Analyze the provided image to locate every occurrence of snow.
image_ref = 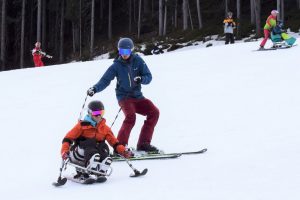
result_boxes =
[1,38,300,200]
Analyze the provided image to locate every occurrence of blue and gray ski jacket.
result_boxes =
[93,54,152,101]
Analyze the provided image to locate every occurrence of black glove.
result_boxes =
[87,87,96,97]
[134,76,142,84]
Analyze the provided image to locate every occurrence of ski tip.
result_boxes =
[201,148,208,153]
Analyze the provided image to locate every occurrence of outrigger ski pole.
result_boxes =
[118,154,148,177]
[52,159,68,187]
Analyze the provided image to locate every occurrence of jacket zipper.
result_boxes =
[127,73,132,87]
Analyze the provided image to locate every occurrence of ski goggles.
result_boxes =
[90,110,105,117]
[119,48,132,56]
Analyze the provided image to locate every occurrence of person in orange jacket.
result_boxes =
[31,42,52,67]
[259,10,279,50]
[60,100,133,180]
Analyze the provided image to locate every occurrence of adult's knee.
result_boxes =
[148,107,160,122]
[124,113,136,124]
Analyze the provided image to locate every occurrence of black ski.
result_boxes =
[253,44,297,51]
[113,153,181,162]
[112,148,207,162]
[253,47,277,51]
[166,148,207,155]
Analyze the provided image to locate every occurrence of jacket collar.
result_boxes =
[115,53,137,64]
[83,115,97,127]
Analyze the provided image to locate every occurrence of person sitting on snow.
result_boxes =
[270,20,296,47]
[60,100,133,181]
[272,20,284,35]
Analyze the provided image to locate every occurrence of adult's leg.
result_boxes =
[117,99,136,145]
[135,98,160,148]
[260,29,270,47]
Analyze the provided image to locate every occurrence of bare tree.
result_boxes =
[182,0,188,30]
[59,0,65,63]
[187,0,193,30]
[281,0,284,22]
[108,0,112,39]
[100,0,104,20]
[137,0,142,39]
[174,0,178,28]
[276,0,284,22]
[42,0,47,50]
[20,0,26,68]
[159,0,163,36]
[90,0,95,57]
[1,0,7,70]
[254,0,261,37]
[163,0,167,36]
[128,0,132,33]
[277,0,282,21]
[225,0,229,17]
[250,0,255,24]
[144,0,150,15]
[236,0,241,39]
[79,0,82,58]
[37,0,42,42]
[196,0,203,29]
[279,0,284,21]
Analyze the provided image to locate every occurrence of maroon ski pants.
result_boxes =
[117,98,159,148]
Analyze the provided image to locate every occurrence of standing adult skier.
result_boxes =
[87,37,160,153]
[259,10,279,50]
[31,42,52,67]
[223,11,236,44]
[60,100,133,181]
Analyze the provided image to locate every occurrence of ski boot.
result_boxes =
[137,143,160,154]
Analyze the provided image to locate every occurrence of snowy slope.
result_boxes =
[1,39,300,200]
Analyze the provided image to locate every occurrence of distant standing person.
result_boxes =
[259,10,279,50]
[32,42,52,67]
[87,37,160,154]
[223,11,236,44]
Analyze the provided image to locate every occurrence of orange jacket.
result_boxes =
[61,118,123,155]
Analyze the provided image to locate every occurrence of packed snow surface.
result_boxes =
[1,38,300,200]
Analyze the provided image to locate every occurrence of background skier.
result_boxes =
[31,42,52,67]
[87,37,160,153]
[259,10,279,50]
[223,11,236,44]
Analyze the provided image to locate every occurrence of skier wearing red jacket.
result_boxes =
[32,42,52,67]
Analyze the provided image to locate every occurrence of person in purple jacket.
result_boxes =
[87,38,160,154]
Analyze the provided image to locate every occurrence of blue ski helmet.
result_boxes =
[118,38,134,49]
[118,38,134,56]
